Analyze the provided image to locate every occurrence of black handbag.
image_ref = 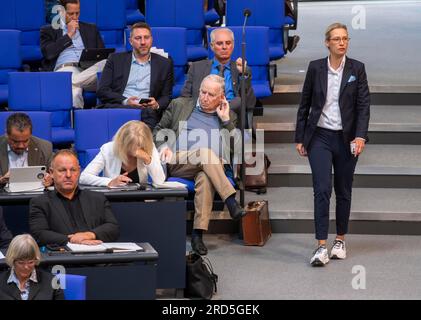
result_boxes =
[184,252,218,300]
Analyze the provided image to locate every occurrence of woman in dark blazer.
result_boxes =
[0,234,64,300]
[295,22,370,267]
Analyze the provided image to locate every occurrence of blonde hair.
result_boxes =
[325,22,348,41]
[113,121,153,165]
[5,234,41,268]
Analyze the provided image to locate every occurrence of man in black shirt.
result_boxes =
[29,149,119,246]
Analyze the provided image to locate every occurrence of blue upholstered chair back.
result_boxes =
[80,0,127,53]
[0,30,21,104]
[226,0,286,61]
[74,109,142,168]
[63,274,87,300]
[8,72,74,144]
[145,0,207,61]
[0,111,52,142]
[0,0,45,62]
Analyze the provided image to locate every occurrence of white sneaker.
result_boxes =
[330,239,346,259]
[310,245,329,266]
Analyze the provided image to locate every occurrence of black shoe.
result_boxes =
[191,237,208,255]
[287,35,300,53]
[226,199,247,221]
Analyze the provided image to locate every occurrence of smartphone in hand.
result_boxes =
[138,98,152,104]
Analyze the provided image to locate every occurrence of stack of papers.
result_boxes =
[66,242,143,253]
[152,181,187,189]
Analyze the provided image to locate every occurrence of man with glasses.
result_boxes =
[29,149,120,246]
[295,22,370,266]
[0,113,53,187]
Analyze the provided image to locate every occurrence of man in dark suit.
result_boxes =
[0,113,53,186]
[181,27,256,121]
[97,22,174,129]
[295,23,370,266]
[40,0,105,108]
[29,149,120,246]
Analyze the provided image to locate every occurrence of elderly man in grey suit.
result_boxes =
[181,27,256,120]
[0,113,53,186]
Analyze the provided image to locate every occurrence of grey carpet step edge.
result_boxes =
[268,165,421,175]
[256,123,421,132]
[186,211,421,222]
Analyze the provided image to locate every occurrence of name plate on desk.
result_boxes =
[66,242,144,253]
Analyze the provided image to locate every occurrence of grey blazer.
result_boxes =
[0,135,53,177]
[180,59,256,114]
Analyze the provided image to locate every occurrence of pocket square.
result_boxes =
[348,75,356,83]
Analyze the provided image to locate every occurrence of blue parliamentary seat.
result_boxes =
[146,0,208,62]
[80,0,127,53]
[74,109,141,168]
[0,111,52,141]
[62,274,87,300]
[0,0,45,63]
[126,0,145,25]
[8,72,74,145]
[125,27,187,98]
[226,0,287,61]
[0,30,22,105]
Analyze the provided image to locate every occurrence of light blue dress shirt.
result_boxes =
[7,145,28,168]
[211,59,235,101]
[123,54,151,102]
[55,18,85,70]
[7,269,38,300]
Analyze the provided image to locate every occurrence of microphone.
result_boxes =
[243,8,252,17]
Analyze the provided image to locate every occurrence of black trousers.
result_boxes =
[307,127,358,240]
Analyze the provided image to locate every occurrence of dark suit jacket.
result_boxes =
[0,269,64,300]
[29,189,120,246]
[180,59,256,114]
[97,52,174,129]
[295,57,370,149]
[0,135,53,177]
[0,208,12,249]
[40,21,105,71]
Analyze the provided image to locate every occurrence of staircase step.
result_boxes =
[257,105,421,144]
[245,187,421,222]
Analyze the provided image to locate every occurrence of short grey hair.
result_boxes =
[200,74,225,95]
[5,234,41,268]
[325,22,348,41]
[210,27,234,44]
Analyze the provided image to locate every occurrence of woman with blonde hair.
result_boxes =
[80,120,165,187]
[0,234,64,300]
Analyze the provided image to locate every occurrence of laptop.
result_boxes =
[5,166,47,193]
[79,48,115,69]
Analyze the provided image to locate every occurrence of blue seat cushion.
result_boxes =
[52,128,75,145]
[78,148,100,169]
[252,80,272,98]
[269,46,285,61]
[127,10,145,24]
[172,83,183,98]
[186,45,208,62]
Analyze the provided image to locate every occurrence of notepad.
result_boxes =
[66,242,143,253]
[152,181,187,189]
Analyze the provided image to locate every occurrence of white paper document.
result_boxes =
[0,251,4,259]
[66,242,143,253]
[152,181,187,189]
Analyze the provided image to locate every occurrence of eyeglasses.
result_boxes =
[329,37,350,43]
[15,260,36,267]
